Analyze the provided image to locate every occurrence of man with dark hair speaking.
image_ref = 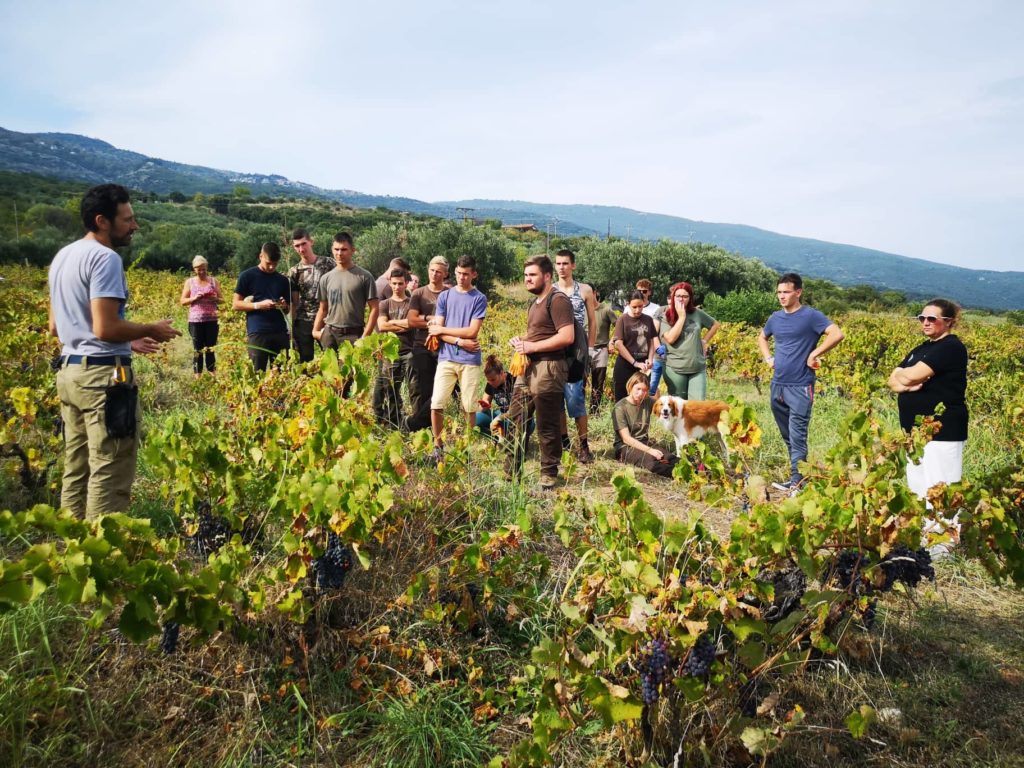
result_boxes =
[312,231,378,351]
[48,183,180,518]
[233,242,291,371]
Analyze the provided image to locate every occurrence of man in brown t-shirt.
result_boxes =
[403,255,449,432]
[506,254,575,489]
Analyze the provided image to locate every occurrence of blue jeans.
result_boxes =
[648,358,665,395]
[563,379,587,418]
[477,408,534,440]
[770,381,814,483]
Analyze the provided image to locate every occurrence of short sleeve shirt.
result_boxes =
[614,313,657,360]
[526,290,575,362]
[593,304,618,346]
[612,396,656,453]
[896,334,968,441]
[380,295,412,356]
[48,238,132,357]
[486,375,516,412]
[661,309,716,374]
[762,306,832,386]
[315,265,377,328]
[235,267,290,335]
[409,285,445,350]
[436,287,488,365]
[288,257,335,322]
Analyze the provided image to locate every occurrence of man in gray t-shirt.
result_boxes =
[48,184,179,518]
[312,232,379,351]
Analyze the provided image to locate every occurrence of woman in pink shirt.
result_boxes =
[180,255,222,375]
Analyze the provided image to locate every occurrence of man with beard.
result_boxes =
[505,255,575,490]
[288,228,334,362]
[48,183,180,518]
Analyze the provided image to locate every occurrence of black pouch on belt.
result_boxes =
[104,382,138,438]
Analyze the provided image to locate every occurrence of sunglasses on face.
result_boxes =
[916,315,949,323]
[638,289,650,295]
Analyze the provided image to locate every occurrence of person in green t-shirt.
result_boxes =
[611,372,678,478]
[659,281,720,400]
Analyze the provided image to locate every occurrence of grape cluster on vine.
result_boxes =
[683,633,716,678]
[760,567,806,622]
[878,545,934,591]
[311,532,353,591]
[639,637,672,704]
[160,622,180,654]
[827,549,866,593]
[188,502,231,558]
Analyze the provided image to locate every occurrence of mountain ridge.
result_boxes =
[1,126,1021,309]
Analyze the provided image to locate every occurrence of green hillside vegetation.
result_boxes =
[0,171,1003,320]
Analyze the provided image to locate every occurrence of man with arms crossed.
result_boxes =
[312,231,378,351]
[373,268,413,429]
[288,228,334,363]
[506,255,575,490]
[427,255,487,462]
[554,248,596,463]
[48,183,180,518]
[404,256,449,433]
[233,242,291,371]
[757,272,844,492]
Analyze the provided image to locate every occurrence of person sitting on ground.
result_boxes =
[612,372,679,478]
[476,354,534,441]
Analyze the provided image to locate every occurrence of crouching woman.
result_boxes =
[612,372,678,478]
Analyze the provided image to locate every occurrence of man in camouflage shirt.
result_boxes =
[288,228,335,362]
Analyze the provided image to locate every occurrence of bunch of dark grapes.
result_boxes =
[160,622,180,654]
[761,567,806,622]
[683,633,716,678]
[827,549,865,592]
[879,545,934,591]
[311,532,353,591]
[639,638,672,704]
[861,599,878,629]
[189,502,231,558]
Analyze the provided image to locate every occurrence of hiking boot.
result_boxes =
[539,474,558,491]
[578,445,594,464]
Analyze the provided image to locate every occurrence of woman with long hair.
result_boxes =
[658,281,719,399]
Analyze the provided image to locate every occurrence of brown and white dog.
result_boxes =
[653,395,730,459]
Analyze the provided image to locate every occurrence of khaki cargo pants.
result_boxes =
[55,361,140,519]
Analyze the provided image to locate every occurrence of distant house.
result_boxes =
[503,223,539,233]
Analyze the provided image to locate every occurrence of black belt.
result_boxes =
[327,325,362,335]
[60,355,131,366]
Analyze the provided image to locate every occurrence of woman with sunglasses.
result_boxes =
[887,298,968,519]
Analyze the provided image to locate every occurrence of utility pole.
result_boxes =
[607,218,611,241]
[455,207,474,223]
[13,200,19,240]
[625,224,631,242]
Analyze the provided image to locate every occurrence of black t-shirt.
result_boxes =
[896,334,968,440]
[235,267,290,335]
[486,375,516,412]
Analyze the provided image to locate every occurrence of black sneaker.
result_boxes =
[771,480,794,492]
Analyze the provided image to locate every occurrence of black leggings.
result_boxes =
[188,321,219,373]
[613,356,638,403]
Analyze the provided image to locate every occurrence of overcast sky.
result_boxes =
[1,1,1021,271]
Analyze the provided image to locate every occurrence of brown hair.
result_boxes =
[924,298,961,327]
[484,354,504,377]
[625,371,649,393]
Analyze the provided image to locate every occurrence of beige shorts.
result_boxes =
[431,360,483,413]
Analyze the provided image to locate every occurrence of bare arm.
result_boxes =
[617,425,664,459]
[91,298,179,343]
[757,330,774,367]
[584,285,598,347]
[808,323,844,367]
[312,302,327,339]
[180,280,194,306]
[511,323,574,355]
[48,305,58,339]
[362,299,380,338]
[646,334,660,366]
[701,321,721,354]
[888,361,933,393]
[661,314,686,345]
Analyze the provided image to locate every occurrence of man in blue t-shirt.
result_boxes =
[232,242,291,371]
[427,255,488,463]
[757,272,844,492]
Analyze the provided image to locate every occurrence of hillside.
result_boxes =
[2,126,1022,309]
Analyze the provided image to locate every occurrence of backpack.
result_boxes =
[546,291,588,384]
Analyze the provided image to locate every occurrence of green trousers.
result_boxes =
[662,367,708,400]
[55,361,140,519]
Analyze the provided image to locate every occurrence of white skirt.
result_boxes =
[907,440,964,539]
